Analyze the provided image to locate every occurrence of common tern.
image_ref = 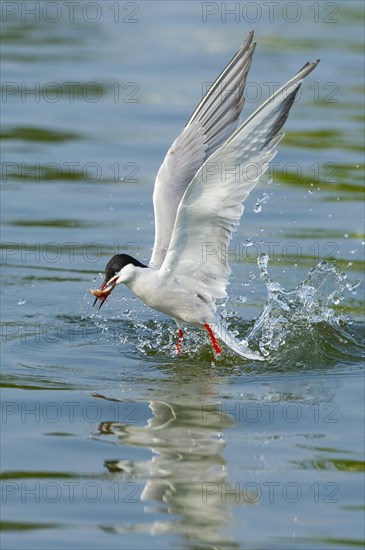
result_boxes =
[90,31,319,359]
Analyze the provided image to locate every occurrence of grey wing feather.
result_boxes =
[150,31,256,267]
[160,59,320,302]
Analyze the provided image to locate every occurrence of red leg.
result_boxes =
[204,324,222,354]
[176,329,183,355]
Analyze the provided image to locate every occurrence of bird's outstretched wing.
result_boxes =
[150,31,256,268]
[159,60,320,302]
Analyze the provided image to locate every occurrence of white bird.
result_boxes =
[90,31,319,359]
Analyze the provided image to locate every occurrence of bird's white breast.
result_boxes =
[125,267,215,326]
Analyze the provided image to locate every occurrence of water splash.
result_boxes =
[246,254,361,358]
[83,255,362,364]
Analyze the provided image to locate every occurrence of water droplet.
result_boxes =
[253,192,269,213]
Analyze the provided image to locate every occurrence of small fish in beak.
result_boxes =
[90,275,118,309]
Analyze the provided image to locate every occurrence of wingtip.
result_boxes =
[295,58,320,81]
[241,29,254,50]
[310,58,320,67]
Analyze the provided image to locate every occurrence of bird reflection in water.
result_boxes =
[94,392,254,548]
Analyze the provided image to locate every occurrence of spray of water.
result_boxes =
[85,255,362,363]
[246,254,361,358]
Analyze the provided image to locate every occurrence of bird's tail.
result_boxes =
[210,321,264,361]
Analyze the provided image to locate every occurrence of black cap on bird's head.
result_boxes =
[89,254,147,309]
[104,254,146,282]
